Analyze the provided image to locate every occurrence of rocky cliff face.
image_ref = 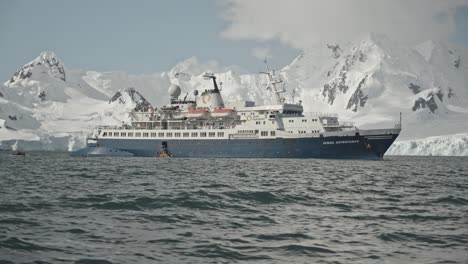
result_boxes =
[109,87,152,112]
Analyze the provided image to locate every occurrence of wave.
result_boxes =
[75,191,258,211]
[147,238,183,244]
[246,232,313,241]
[378,232,447,244]
[75,259,114,264]
[0,218,39,226]
[184,243,271,261]
[0,203,34,213]
[0,237,61,252]
[224,190,282,204]
[266,244,336,255]
[432,196,468,205]
[345,214,459,222]
[59,228,87,234]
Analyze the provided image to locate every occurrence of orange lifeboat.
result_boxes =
[211,108,235,118]
[187,108,210,118]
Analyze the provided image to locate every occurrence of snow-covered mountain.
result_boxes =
[0,52,157,150]
[1,34,467,155]
[280,34,468,138]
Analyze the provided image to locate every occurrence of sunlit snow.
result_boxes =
[1,35,467,155]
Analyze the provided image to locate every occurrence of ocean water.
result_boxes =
[0,152,467,264]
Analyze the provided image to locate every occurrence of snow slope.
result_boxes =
[387,134,468,156]
[279,34,468,140]
[1,35,467,155]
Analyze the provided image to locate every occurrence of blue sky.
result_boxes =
[0,0,298,80]
[0,0,467,81]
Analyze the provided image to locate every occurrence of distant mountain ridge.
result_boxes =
[1,34,467,154]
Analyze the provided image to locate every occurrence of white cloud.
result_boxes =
[220,0,468,49]
[251,46,273,60]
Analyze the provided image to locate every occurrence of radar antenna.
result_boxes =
[260,60,286,105]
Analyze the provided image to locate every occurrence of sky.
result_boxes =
[1,0,468,81]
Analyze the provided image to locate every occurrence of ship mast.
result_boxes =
[203,73,220,92]
[261,60,286,105]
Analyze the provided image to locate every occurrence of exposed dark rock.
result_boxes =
[109,91,122,103]
[412,92,438,113]
[0,91,3,98]
[454,57,460,69]
[8,115,17,121]
[357,51,367,62]
[38,91,46,102]
[448,87,455,98]
[347,75,369,112]
[327,44,342,59]
[109,87,152,112]
[436,89,444,102]
[322,72,348,105]
[322,84,336,104]
[408,83,421,94]
[322,55,356,104]
[412,98,427,112]
[338,72,349,93]
[9,69,32,84]
[41,54,66,81]
[425,96,438,113]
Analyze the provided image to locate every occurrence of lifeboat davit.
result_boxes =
[211,108,235,118]
[187,108,210,118]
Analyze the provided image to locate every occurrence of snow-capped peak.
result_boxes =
[34,51,60,64]
[5,51,67,87]
[359,32,393,46]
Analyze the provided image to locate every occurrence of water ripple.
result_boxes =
[0,152,467,263]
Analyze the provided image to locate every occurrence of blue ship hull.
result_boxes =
[72,133,398,160]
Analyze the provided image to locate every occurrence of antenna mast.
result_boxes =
[203,73,220,92]
[292,88,296,104]
[260,59,286,105]
[399,112,402,129]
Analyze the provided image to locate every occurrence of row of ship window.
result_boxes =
[288,119,319,123]
[102,130,279,138]
[102,131,225,138]
[255,121,275,125]
[297,130,321,134]
[260,131,276,136]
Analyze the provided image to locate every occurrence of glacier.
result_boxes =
[387,134,468,156]
[1,34,467,156]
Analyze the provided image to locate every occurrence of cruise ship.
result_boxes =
[72,65,401,159]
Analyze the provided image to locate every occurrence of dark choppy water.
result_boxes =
[0,152,467,264]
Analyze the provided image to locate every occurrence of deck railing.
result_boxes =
[303,112,338,118]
